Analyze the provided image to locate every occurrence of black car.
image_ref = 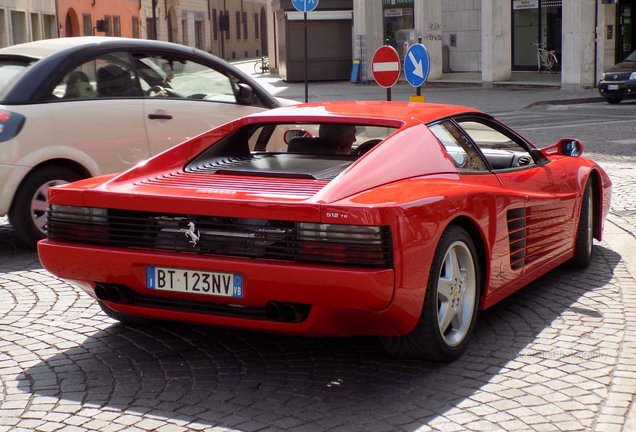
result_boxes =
[598,50,636,104]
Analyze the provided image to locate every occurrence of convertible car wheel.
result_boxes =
[9,166,82,247]
[569,180,594,268]
[380,225,481,362]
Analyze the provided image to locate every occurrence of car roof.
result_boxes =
[0,37,192,60]
[0,37,280,108]
[241,101,484,125]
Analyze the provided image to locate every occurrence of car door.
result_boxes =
[454,117,576,277]
[46,51,148,175]
[134,53,268,157]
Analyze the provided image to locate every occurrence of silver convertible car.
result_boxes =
[0,37,290,246]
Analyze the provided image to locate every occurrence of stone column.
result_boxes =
[352,0,383,82]
[596,2,618,81]
[481,0,511,86]
[562,0,596,89]
[414,0,442,80]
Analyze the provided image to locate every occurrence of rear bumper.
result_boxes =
[38,240,401,337]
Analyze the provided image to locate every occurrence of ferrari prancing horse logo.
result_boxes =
[185,221,200,247]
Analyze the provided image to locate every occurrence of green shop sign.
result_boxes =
[383,0,414,8]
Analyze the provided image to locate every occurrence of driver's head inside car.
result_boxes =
[319,124,357,154]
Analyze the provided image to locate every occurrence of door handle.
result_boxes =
[148,113,173,120]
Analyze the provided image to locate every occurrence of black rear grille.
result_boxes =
[47,207,393,268]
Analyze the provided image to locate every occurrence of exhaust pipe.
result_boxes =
[93,284,132,304]
[94,284,108,301]
[265,302,308,322]
[265,302,280,320]
[280,304,302,323]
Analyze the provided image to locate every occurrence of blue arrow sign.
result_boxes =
[404,44,430,88]
[291,0,319,13]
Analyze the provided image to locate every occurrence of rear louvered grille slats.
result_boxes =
[47,208,393,268]
[135,171,329,197]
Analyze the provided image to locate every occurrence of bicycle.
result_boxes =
[531,43,559,74]
[254,56,269,74]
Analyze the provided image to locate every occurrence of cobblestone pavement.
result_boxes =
[1,87,636,431]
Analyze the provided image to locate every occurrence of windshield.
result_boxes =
[625,50,636,62]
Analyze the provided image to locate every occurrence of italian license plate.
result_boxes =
[147,266,243,298]
[608,84,620,90]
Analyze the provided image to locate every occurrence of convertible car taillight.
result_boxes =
[47,205,108,242]
[0,110,25,143]
[295,223,392,267]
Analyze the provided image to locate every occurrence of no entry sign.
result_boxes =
[372,45,401,88]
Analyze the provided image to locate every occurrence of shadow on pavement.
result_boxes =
[15,245,620,431]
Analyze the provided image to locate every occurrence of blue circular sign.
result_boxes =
[291,0,319,13]
[404,44,430,88]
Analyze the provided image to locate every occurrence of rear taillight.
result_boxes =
[295,223,393,267]
[0,110,25,143]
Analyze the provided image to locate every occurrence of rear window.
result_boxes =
[185,122,397,180]
[0,59,34,93]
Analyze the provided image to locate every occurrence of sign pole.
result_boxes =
[385,40,391,102]
[304,11,308,103]
[416,37,422,97]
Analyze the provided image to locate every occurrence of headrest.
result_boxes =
[287,137,339,155]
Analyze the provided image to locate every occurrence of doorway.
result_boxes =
[512,1,562,71]
[617,0,635,62]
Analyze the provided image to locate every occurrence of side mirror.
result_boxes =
[236,83,254,104]
[540,138,584,157]
[283,129,313,144]
[559,138,583,157]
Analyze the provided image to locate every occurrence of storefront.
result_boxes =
[511,0,562,71]
[382,0,414,61]
[617,0,635,62]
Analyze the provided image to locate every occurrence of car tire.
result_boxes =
[605,97,622,104]
[97,301,152,325]
[568,179,594,269]
[9,166,83,247]
[380,225,481,362]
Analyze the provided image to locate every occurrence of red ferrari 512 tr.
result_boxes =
[38,101,612,362]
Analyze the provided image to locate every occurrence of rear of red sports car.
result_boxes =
[37,102,612,362]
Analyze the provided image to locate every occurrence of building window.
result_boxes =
[146,18,152,39]
[31,13,41,40]
[104,15,112,36]
[195,21,203,49]
[236,12,241,40]
[243,12,248,40]
[254,13,259,39]
[43,14,56,40]
[132,17,139,38]
[224,11,229,40]
[11,10,27,44]
[213,9,218,40]
[113,16,120,37]
[182,19,188,45]
[83,14,91,36]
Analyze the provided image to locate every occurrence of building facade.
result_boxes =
[138,0,268,60]
[353,0,635,89]
[0,0,57,47]
[57,0,140,38]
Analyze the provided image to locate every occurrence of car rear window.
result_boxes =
[0,59,34,93]
[185,122,397,180]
